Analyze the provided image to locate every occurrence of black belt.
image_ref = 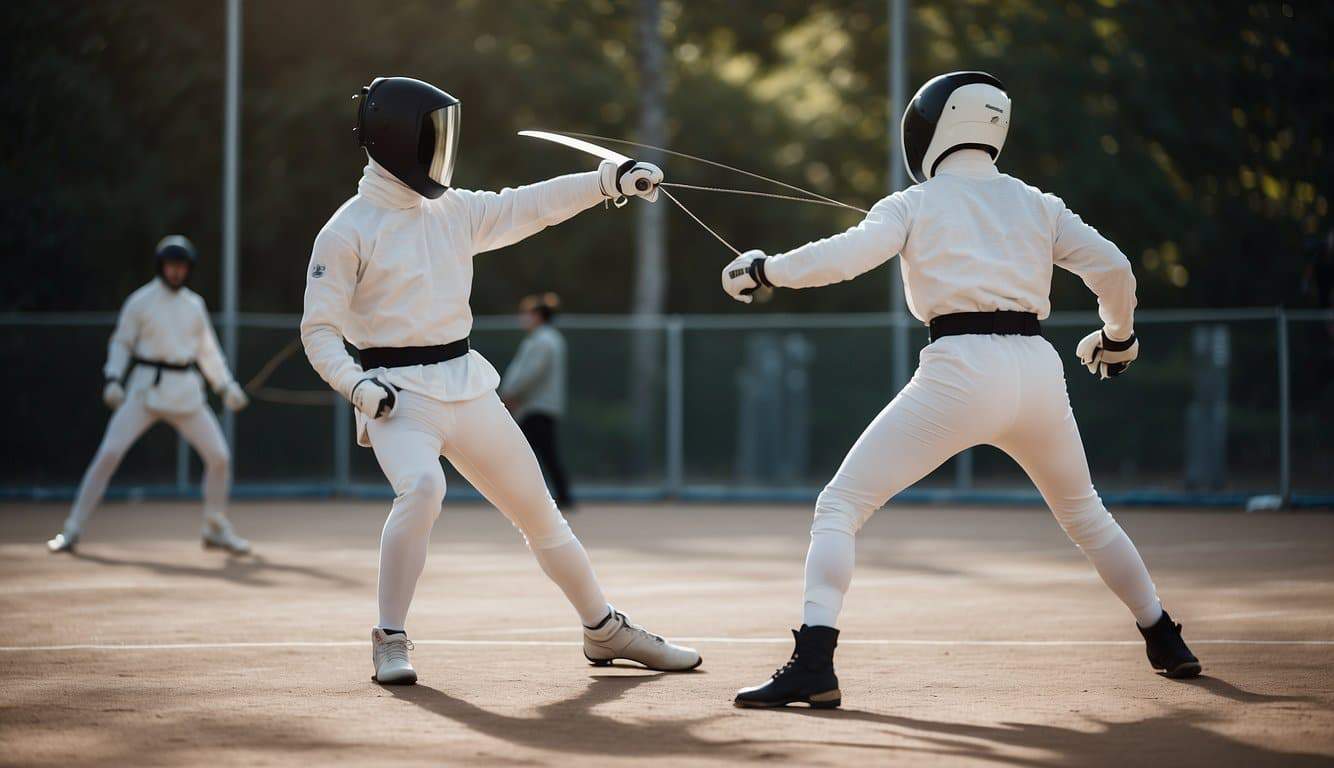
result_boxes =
[126,356,198,386]
[357,339,470,369]
[928,311,1042,343]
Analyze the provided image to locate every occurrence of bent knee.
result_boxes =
[520,509,573,552]
[518,501,576,550]
[202,445,231,471]
[1052,493,1119,549]
[390,471,446,523]
[811,484,880,536]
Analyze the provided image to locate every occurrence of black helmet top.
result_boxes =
[901,71,1011,184]
[355,76,460,199]
[154,235,197,283]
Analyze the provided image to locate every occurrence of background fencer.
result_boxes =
[48,235,252,556]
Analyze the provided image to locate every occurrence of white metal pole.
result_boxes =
[1276,307,1291,504]
[222,0,242,447]
[888,0,909,392]
[665,317,685,497]
[334,398,351,493]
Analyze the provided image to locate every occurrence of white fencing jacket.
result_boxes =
[301,163,605,445]
[764,150,1137,340]
[105,278,235,414]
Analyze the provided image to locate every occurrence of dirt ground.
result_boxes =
[1,500,1332,767]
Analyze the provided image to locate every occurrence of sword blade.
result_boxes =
[518,130,632,165]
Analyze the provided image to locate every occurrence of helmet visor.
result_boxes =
[422,103,460,188]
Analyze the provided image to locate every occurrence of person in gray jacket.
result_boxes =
[501,293,574,510]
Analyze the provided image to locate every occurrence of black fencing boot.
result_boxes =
[735,625,841,709]
[1138,610,1201,679]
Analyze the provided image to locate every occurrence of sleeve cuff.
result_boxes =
[1101,330,1137,350]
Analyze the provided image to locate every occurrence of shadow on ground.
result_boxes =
[390,672,1326,766]
[69,551,360,588]
[763,676,1327,767]
[389,672,754,758]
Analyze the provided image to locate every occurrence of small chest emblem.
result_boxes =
[311,263,327,279]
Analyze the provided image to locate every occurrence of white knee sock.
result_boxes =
[378,515,432,632]
[532,538,611,627]
[1081,524,1163,627]
[376,484,443,631]
[802,528,856,628]
[200,457,231,526]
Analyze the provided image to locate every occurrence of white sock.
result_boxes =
[1081,524,1164,627]
[802,528,855,628]
[532,538,611,627]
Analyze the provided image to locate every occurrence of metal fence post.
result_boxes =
[334,397,351,495]
[175,435,189,494]
[1277,306,1291,503]
[954,449,974,491]
[665,316,685,498]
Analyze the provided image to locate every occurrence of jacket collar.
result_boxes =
[934,148,1000,179]
[358,160,423,210]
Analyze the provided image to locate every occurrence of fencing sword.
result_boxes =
[560,130,868,215]
[518,130,867,259]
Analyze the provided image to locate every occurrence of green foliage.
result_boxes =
[1,0,1328,313]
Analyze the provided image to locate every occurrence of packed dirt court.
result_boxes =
[1,500,1331,766]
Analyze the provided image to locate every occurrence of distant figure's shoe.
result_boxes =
[202,518,251,555]
[583,609,701,671]
[1139,610,1201,679]
[735,625,842,709]
[46,531,79,554]
[371,627,417,685]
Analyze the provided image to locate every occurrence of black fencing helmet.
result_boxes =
[355,76,460,199]
[901,71,1011,184]
[154,235,198,283]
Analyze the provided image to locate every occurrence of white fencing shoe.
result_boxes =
[583,609,702,671]
[371,627,417,685]
[202,519,251,555]
[47,530,79,554]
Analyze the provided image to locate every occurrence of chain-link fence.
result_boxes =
[3,309,1331,506]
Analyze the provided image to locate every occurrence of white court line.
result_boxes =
[1195,609,1334,622]
[2,637,1333,652]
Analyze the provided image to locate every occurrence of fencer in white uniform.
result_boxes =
[302,77,699,685]
[49,236,252,555]
[725,72,1200,709]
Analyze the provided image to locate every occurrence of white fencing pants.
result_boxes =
[366,390,609,631]
[64,397,233,535]
[802,334,1163,629]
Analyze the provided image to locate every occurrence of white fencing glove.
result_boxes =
[350,375,398,419]
[599,158,663,204]
[221,381,250,412]
[103,380,126,410]
[1076,329,1139,379]
[721,250,770,304]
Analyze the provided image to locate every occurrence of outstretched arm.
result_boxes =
[460,172,606,255]
[762,192,913,289]
[461,159,662,255]
[722,192,912,303]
